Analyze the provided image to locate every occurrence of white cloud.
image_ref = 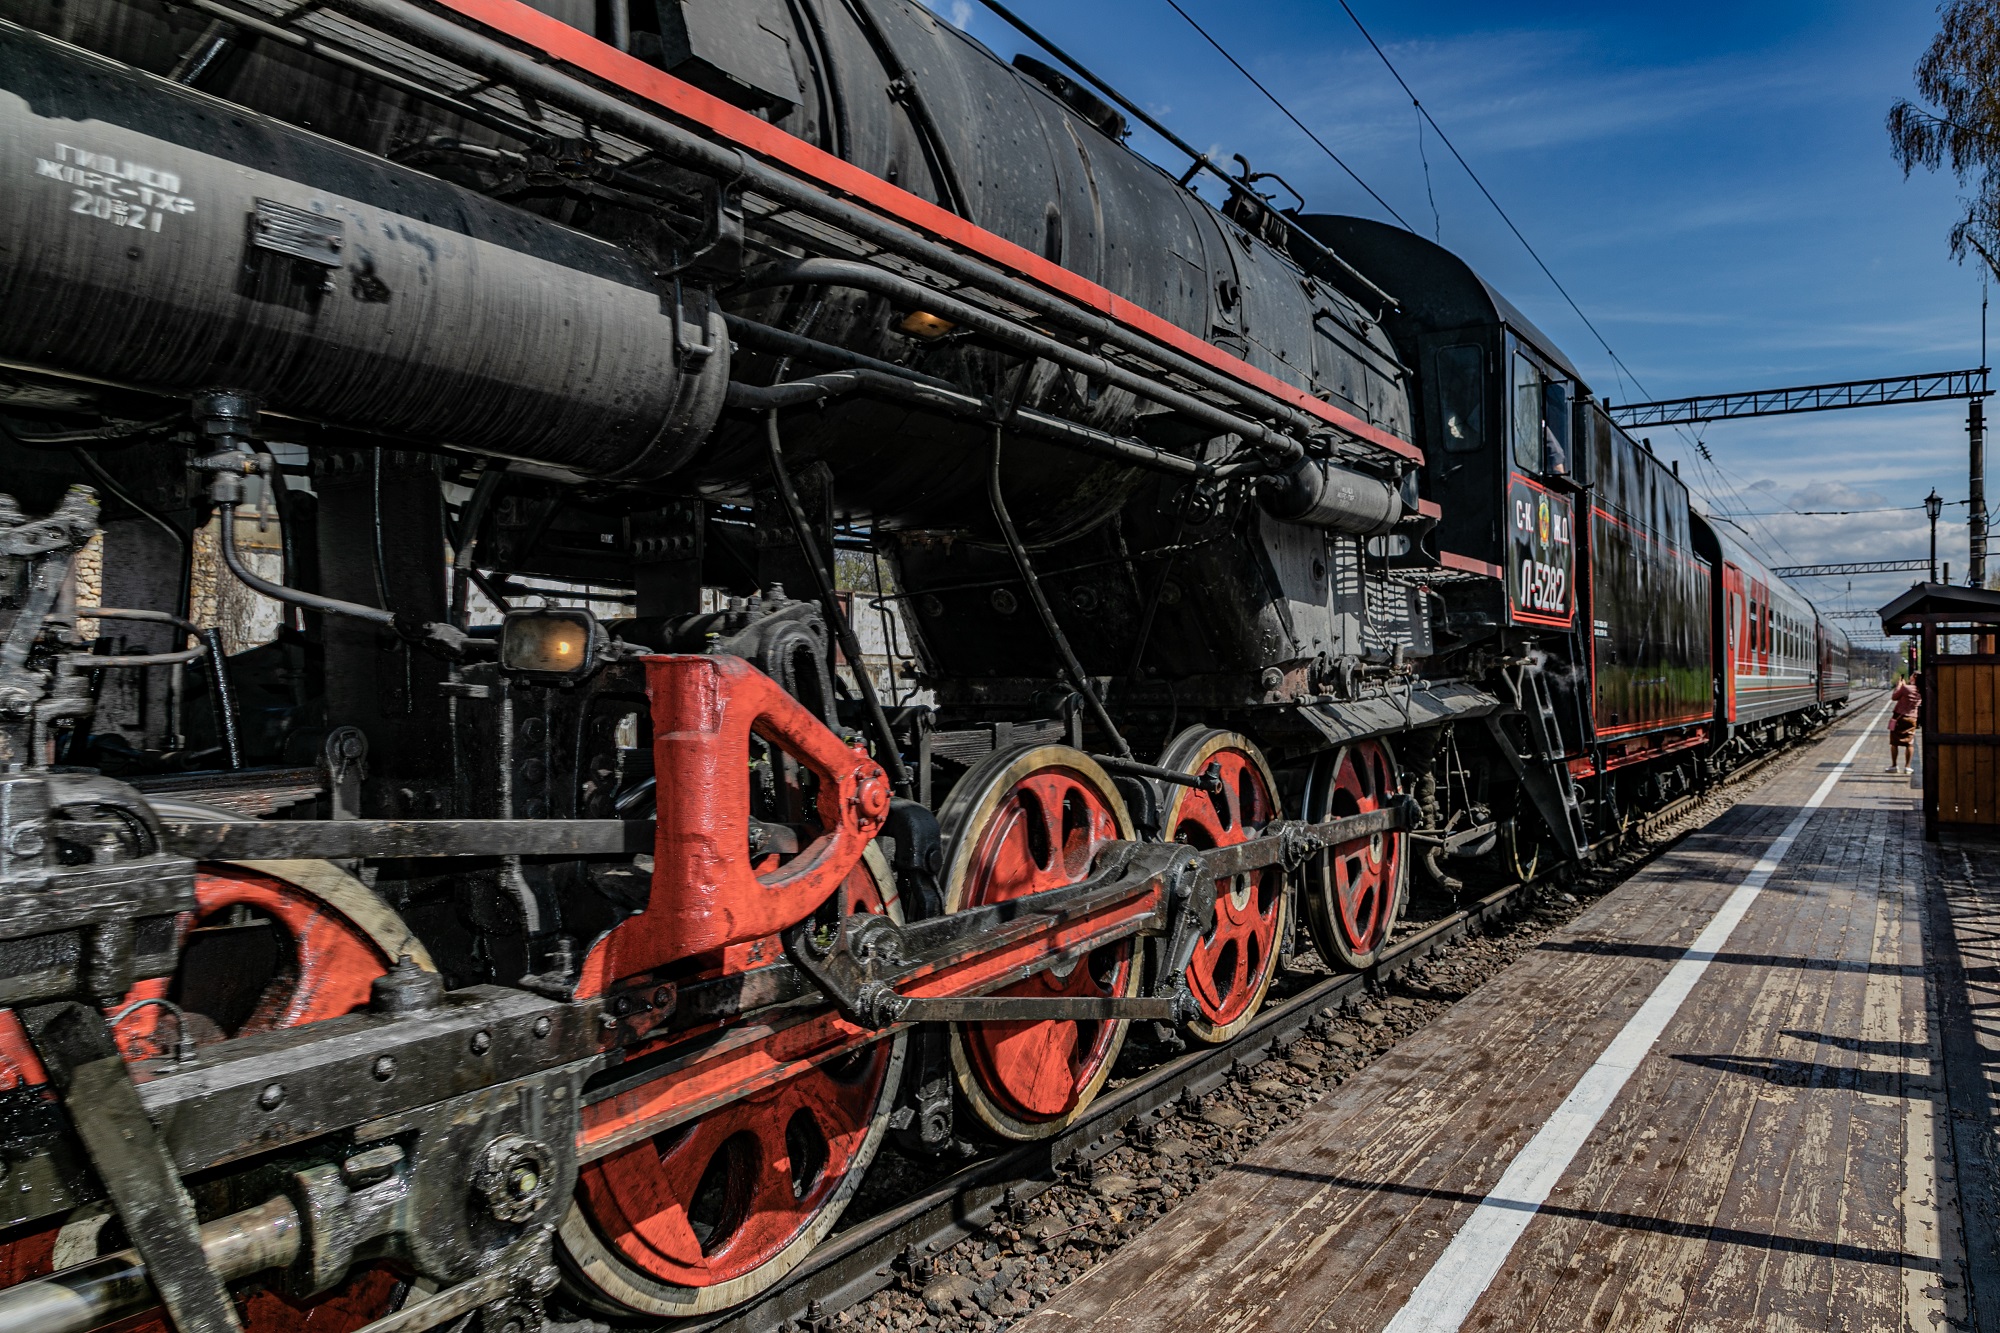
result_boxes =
[949,0,973,29]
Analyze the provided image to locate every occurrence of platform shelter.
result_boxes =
[1880,581,2000,839]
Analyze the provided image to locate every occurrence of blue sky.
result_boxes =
[933,0,1985,639]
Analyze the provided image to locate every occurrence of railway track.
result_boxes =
[687,706,1860,1333]
[692,881,1531,1333]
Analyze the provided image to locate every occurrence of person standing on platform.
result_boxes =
[1889,674,1921,774]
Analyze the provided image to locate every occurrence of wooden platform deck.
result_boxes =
[1022,698,2000,1332]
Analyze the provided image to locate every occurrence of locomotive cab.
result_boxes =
[1303,215,1725,808]
[1294,215,1585,652]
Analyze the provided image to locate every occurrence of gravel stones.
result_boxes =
[1090,1173,1138,1200]
[922,1272,979,1314]
[1199,1104,1246,1131]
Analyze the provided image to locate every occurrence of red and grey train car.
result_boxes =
[1695,521,1852,762]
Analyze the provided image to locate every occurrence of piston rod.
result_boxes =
[0,1196,301,1333]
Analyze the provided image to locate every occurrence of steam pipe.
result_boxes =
[62,609,208,672]
[217,502,391,628]
[987,426,1132,759]
[724,371,1240,479]
[764,413,914,797]
[743,258,1306,464]
[723,314,960,391]
[216,502,486,661]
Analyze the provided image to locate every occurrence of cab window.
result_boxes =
[1436,345,1484,454]
[1510,352,1573,477]
[1512,354,1542,473]
[1542,379,1572,477]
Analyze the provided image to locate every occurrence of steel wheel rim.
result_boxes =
[940,746,1138,1140]
[1302,739,1408,970]
[1158,729,1285,1044]
[561,846,906,1317]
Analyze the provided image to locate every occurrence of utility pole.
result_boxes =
[1973,395,1988,586]
[1973,272,1991,588]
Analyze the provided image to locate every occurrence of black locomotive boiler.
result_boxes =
[0,1,1847,1328]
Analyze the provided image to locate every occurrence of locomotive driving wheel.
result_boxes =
[1301,739,1409,971]
[562,846,907,1319]
[941,746,1141,1140]
[0,857,428,1331]
[1159,729,1286,1044]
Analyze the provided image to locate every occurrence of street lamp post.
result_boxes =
[1927,489,1945,583]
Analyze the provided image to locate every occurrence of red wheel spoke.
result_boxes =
[1161,733,1286,1043]
[944,748,1137,1137]
[1305,741,1407,970]
[568,857,901,1309]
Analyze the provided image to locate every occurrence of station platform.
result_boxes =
[1021,697,2000,1332]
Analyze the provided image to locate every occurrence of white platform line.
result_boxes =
[1381,698,1894,1333]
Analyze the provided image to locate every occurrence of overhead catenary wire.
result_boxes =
[1329,0,1649,403]
[1159,0,1776,549]
[1154,0,1414,231]
[972,0,1401,308]
[1328,0,1796,552]
[1736,500,1970,517]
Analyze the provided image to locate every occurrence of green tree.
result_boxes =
[1889,0,2000,271]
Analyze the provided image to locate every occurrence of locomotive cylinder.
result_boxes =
[1256,456,1405,535]
[0,23,729,478]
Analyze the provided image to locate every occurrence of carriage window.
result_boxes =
[1512,355,1543,473]
[1436,345,1484,454]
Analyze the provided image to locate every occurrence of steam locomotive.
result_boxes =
[0,0,1849,1328]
